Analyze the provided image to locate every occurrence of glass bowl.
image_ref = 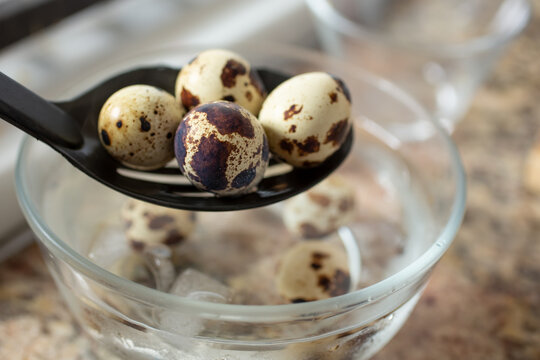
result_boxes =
[305,0,531,132]
[15,43,466,360]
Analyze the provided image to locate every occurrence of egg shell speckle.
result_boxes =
[175,49,266,116]
[276,241,351,303]
[121,199,197,251]
[259,72,351,167]
[175,101,269,196]
[98,85,185,170]
[283,175,356,238]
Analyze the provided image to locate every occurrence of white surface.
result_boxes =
[0,0,315,248]
[0,126,24,240]
[0,0,314,91]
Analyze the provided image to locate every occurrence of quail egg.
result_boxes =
[259,72,351,167]
[175,49,266,116]
[121,198,197,252]
[108,253,154,287]
[98,85,185,170]
[283,175,356,238]
[174,101,269,196]
[276,241,351,303]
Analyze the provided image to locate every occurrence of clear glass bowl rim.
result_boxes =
[15,43,466,321]
[305,0,531,57]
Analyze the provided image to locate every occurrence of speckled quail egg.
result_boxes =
[174,101,269,196]
[121,198,197,252]
[98,85,185,170]
[259,72,351,167]
[283,175,356,238]
[276,241,350,302]
[108,253,154,287]
[175,49,266,115]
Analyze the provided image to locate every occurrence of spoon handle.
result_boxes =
[0,72,83,148]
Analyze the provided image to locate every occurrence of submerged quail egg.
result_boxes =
[98,85,185,170]
[276,241,351,302]
[283,175,356,238]
[175,49,266,115]
[121,198,196,252]
[259,72,351,167]
[174,101,269,196]
[108,253,154,287]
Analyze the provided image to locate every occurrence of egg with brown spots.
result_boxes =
[175,49,266,116]
[175,101,269,196]
[259,72,351,167]
[98,85,185,170]
[121,199,197,252]
[276,241,351,302]
[283,175,356,238]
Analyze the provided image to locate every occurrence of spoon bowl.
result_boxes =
[0,67,352,211]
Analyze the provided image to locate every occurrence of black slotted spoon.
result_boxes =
[0,67,353,211]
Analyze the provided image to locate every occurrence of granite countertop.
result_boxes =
[1,4,540,360]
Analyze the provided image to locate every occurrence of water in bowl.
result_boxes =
[40,126,435,359]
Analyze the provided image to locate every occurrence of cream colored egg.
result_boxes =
[276,241,350,302]
[121,198,197,251]
[108,253,153,286]
[283,175,356,238]
[175,49,266,116]
[98,85,185,170]
[259,72,351,167]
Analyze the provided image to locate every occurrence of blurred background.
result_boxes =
[0,1,539,359]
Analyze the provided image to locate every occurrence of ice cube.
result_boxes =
[108,253,151,282]
[349,221,405,285]
[170,268,233,303]
[338,226,362,292]
[87,226,131,268]
[156,308,205,337]
[143,244,176,292]
[81,303,179,360]
[156,269,233,336]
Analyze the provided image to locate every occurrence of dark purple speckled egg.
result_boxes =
[174,101,269,196]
